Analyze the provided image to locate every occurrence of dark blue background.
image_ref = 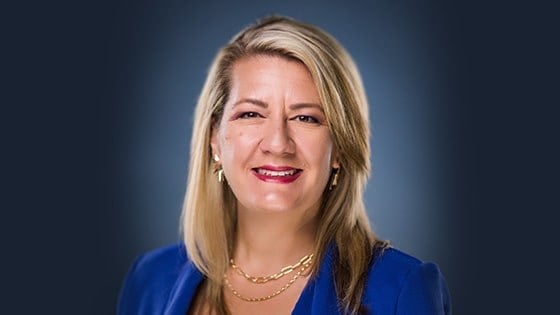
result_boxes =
[4,1,557,314]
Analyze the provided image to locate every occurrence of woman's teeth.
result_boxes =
[256,168,297,177]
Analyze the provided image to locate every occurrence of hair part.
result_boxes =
[181,15,387,314]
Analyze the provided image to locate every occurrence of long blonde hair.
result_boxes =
[182,16,387,314]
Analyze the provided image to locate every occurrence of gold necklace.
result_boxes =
[230,254,314,283]
[224,255,313,302]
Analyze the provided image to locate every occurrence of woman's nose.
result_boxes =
[259,119,295,155]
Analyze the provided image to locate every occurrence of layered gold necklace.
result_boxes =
[224,254,313,302]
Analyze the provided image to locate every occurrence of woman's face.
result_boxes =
[211,55,339,215]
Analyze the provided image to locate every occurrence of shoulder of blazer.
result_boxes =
[117,243,189,314]
[363,247,451,314]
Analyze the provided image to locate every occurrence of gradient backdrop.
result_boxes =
[111,0,462,313]
[6,0,557,314]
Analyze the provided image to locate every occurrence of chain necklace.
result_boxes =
[230,254,314,283]
[224,254,313,302]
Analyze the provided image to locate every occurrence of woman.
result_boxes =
[118,16,451,315]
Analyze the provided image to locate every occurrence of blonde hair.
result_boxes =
[181,16,387,314]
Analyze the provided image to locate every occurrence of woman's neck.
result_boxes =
[232,205,319,275]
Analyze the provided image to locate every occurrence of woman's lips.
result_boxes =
[252,167,302,183]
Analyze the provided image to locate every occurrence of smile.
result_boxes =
[252,166,302,183]
[256,168,298,177]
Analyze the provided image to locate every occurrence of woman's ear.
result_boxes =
[210,125,220,159]
[332,160,340,169]
[331,150,340,169]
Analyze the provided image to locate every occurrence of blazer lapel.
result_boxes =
[293,244,341,314]
[163,259,204,315]
[162,244,341,315]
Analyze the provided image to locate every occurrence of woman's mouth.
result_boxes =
[252,166,302,183]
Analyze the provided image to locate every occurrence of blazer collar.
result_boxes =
[163,256,204,315]
[293,242,340,314]
[163,243,339,315]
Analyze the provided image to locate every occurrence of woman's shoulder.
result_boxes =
[134,243,188,269]
[364,247,451,314]
[126,243,189,281]
[372,246,427,275]
[117,243,190,314]
[366,247,426,291]
[126,242,190,283]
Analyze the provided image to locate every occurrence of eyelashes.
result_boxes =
[237,111,262,119]
[293,115,319,124]
[235,112,321,125]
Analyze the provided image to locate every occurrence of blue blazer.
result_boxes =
[118,243,451,314]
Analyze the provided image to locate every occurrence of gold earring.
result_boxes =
[212,154,224,182]
[329,168,339,190]
[217,169,224,182]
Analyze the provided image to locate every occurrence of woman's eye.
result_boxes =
[294,115,319,124]
[238,112,260,119]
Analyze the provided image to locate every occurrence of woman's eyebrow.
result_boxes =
[232,99,323,113]
[232,98,268,108]
[289,103,324,113]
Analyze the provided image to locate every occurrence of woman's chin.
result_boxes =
[243,202,297,214]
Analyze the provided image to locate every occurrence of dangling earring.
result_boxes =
[213,154,224,182]
[329,168,339,190]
